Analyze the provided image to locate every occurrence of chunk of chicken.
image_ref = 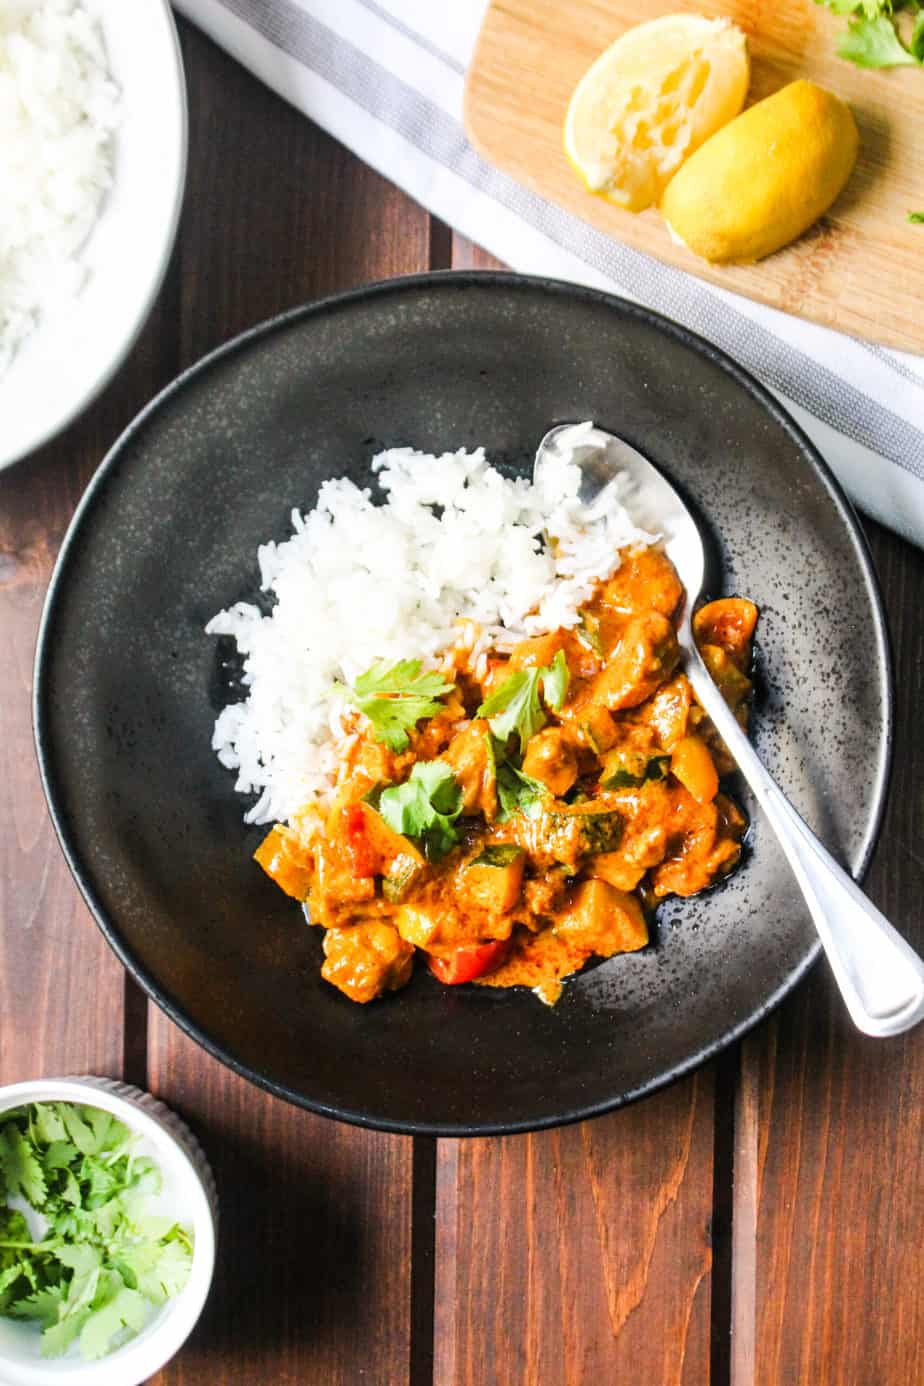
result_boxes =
[321,922,414,1003]
[442,719,497,819]
[599,547,683,619]
[588,612,679,711]
[521,726,579,797]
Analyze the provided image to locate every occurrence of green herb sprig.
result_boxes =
[334,659,455,752]
[495,760,548,822]
[476,650,569,753]
[378,760,463,859]
[0,1103,194,1361]
[815,1,924,68]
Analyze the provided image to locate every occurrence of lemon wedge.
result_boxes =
[661,80,859,263]
[564,14,749,213]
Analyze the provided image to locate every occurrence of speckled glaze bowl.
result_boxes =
[33,273,892,1135]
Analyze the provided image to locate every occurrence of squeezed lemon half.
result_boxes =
[564,14,749,213]
[661,80,859,263]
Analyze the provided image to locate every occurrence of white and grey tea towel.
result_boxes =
[175,0,924,547]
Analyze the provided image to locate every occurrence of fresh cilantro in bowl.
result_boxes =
[0,1102,193,1361]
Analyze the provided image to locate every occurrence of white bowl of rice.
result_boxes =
[0,0,187,469]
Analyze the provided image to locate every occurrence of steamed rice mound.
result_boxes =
[0,0,119,373]
[207,426,656,825]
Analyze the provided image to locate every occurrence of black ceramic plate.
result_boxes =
[34,273,892,1135]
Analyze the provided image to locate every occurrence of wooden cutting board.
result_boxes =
[465,0,924,352]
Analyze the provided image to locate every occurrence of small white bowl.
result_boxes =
[0,0,188,470]
[0,1077,217,1386]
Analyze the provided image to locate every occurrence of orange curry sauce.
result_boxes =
[254,546,757,1005]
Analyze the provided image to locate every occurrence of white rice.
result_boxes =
[207,423,658,825]
[0,0,120,375]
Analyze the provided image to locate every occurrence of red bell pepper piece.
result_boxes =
[427,939,511,985]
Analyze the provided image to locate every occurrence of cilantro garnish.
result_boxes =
[476,651,569,753]
[910,210,924,222]
[542,650,570,711]
[0,1102,194,1361]
[496,762,548,822]
[334,658,455,752]
[378,760,463,859]
[815,1,924,67]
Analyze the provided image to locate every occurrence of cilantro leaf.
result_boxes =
[542,650,570,710]
[116,1230,192,1305]
[477,669,544,749]
[815,0,924,64]
[41,1314,86,1359]
[43,1140,79,1172]
[43,1242,103,1356]
[814,1,900,19]
[476,653,570,751]
[378,760,462,859]
[0,1263,26,1305]
[0,1205,31,1251]
[7,1284,64,1326]
[0,1125,47,1206]
[30,1104,67,1146]
[58,1106,99,1158]
[334,658,455,751]
[837,13,918,63]
[0,1208,34,1311]
[84,1109,131,1158]
[910,210,924,222]
[80,1283,149,1361]
[496,762,548,822]
[912,12,924,58]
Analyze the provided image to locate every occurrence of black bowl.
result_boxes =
[34,273,892,1135]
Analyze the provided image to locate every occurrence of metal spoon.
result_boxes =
[534,422,924,1038]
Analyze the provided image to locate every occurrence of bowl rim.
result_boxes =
[0,0,189,472]
[0,1076,216,1384]
[31,270,895,1136]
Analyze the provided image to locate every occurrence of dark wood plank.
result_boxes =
[735,524,924,1386]
[174,24,426,364]
[0,243,180,1086]
[434,236,718,1386]
[145,23,431,1385]
[434,1076,716,1386]
[146,1043,414,1386]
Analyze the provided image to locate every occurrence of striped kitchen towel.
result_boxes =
[174,0,924,547]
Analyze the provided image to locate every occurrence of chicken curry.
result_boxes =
[254,545,757,1005]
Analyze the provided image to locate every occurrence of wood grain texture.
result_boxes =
[144,22,430,1385]
[734,527,924,1386]
[465,0,924,351]
[174,24,428,365]
[0,239,180,1084]
[146,1035,414,1386]
[434,1073,716,1386]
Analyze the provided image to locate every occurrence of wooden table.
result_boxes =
[2,21,923,1384]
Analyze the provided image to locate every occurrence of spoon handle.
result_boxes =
[685,645,924,1038]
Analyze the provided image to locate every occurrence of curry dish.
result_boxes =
[254,546,757,1005]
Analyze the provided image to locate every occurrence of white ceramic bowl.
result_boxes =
[0,1077,217,1386]
[0,0,188,470]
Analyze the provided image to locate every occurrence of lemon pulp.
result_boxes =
[564,14,749,213]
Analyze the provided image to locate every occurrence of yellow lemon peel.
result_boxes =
[661,80,859,263]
